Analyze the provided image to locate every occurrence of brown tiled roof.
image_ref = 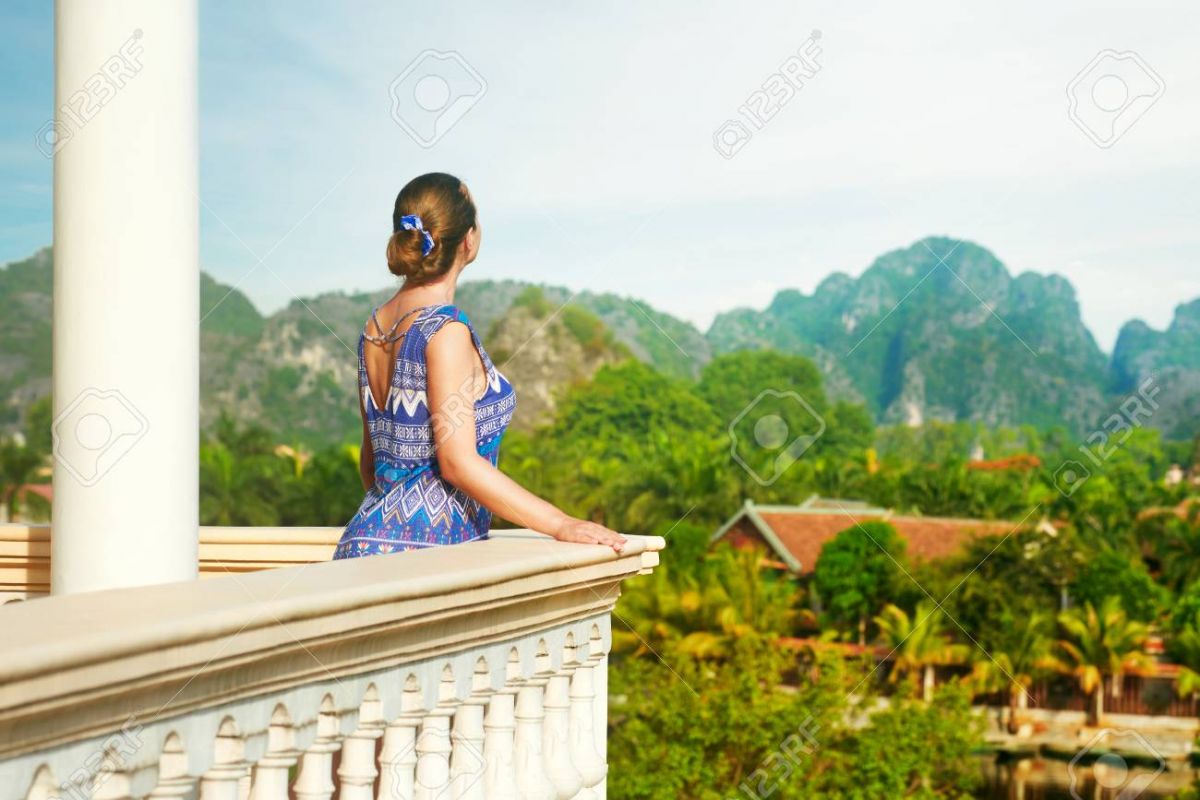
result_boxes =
[966,453,1042,471]
[721,505,1016,575]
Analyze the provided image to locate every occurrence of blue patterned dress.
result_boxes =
[333,304,517,559]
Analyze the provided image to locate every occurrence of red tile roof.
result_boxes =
[715,501,1019,574]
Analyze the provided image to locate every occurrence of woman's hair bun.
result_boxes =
[386,227,436,280]
[386,173,477,285]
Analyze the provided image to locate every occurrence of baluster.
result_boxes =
[293,700,341,800]
[483,690,520,800]
[338,689,386,800]
[379,677,424,800]
[543,647,583,800]
[24,765,59,800]
[249,707,300,800]
[413,714,452,800]
[514,644,557,800]
[200,720,250,800]
[148,733,196,798]
[449,659,492,800]
[569,656,606,799]
[413,666,457,800]
[450,702,485,800]
[91,760,134,800]
[483,651,521,800]
[591,634,609,800]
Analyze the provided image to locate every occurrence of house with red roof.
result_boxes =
[710,494,1026,575]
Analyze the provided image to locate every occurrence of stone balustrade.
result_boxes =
[1,525,347,602]
[0,529,663,799]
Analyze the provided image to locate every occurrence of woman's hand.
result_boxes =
[554,517,629,553]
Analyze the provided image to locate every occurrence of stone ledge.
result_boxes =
[0,530,663,760]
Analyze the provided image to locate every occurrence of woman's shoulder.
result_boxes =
[421,303,474,331]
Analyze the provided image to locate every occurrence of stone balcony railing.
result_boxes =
[0,529,664,799]
[1,525,351,602]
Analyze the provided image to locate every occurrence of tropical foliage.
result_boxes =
[7,306,1200,798]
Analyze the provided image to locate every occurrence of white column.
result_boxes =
[52,0,200,593]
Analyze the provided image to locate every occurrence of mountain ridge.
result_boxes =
[2,239,1196,442]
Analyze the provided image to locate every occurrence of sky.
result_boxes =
[2,1,1199,352]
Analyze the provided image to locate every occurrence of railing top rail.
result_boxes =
[0,529,662,759]
[1,531,661,683]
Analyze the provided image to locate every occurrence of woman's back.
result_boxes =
[333,303,516,558]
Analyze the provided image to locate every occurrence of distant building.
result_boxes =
[710,494,1023,575]
[1165,464,1184,487]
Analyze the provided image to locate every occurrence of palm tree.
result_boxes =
[0,435,47,522]
[1169,611,1200,700]
[199,441,281,526]
[614,545,804,660]
[675,546,802,658]
[1160,507,1200,592]
[1046,597,1152,726]
[873,601,969,702]
[970,612,1053,733]
[615,429,737,533]
[611,565,702,657]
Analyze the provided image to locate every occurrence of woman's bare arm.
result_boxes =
[426,322,627,552]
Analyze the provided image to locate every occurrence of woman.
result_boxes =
[333,172,627,559]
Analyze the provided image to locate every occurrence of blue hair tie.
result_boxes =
[397,214,436,256]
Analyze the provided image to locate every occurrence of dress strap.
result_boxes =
[363,304,431,346]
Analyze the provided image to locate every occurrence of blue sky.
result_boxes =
[3,1,1199,351]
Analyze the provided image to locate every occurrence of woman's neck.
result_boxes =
[401,272,458,307]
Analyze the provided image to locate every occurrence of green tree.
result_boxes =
[199,441,283,526]
[614,545,802,660]
[696,351,826,424]
[813,521,908,645]
[969,611,1053,733]
[0,396,52,521]
[1159,505,1200,592]
[0,436,47,520]
[280,444,364,526]
[1070,547,1166,623]
[874,601,970,701]
[811,683,983,799]
[1169,611,1200,700]
[1047,597,1153,725]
